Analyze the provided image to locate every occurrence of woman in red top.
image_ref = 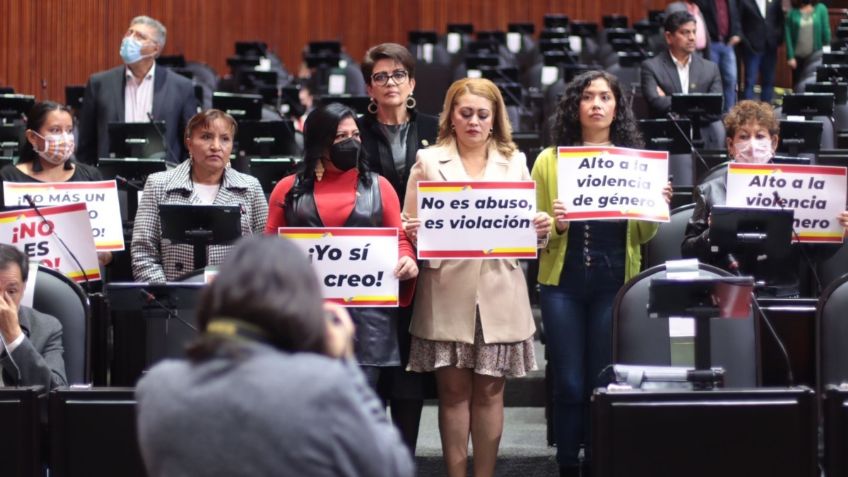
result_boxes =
[266,102,418,397]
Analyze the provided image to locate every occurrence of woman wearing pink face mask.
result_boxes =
[683,100,848,296]
[0,101,107,263]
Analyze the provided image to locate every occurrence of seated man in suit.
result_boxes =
[641,10,723,118]
[77,15,198,165]
[0,244,66,390]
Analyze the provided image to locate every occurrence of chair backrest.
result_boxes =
[32,266,90,384]
[817,273,848,390]
[643,203,695,269]
[818,240,848,292]
[612,262,760,387]
[49,387,145,477]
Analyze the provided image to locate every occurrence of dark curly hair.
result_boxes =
[550,70,644,148]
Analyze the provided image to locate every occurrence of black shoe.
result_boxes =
[560,465,580,477]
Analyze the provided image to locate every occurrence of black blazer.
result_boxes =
[738,0,784,54]
[357,110,439,204]
[77,65,198,164]
[694,0,742,43]
[640,50,724,117]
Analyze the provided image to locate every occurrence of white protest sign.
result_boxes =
[280,227,399,307]
[726,163,847,243]
[0,203,100,282]
[3,180,125,251]
[557,146,670,222]
[417,181,537,259]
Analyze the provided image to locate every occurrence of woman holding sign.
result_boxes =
[402,78,551,477]
[682,100,848,295]
[531,70,671,477]
[264,103,419,431]
[0,101,110,265]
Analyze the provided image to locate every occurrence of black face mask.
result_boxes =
[329,137,361,171]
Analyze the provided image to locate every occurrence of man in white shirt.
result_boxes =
[737,0,785,103]
[77,16,198,164]
[0,244,66,390]
[640,10,724,118]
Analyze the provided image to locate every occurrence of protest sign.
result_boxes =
[280,227,399,307]
[416,181,537,259]
[3,180,125,251]
[557,146,670,222]
[0,203,101,282]
[726,163,847,243]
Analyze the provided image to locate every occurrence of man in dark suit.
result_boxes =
[641,10,724,118]
[77,16,198,164]
[0,245,66,390]
[695,0,742,111]
[738,0,784,103]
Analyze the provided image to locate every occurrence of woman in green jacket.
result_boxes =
[531,70,670,477]
[785,0,831,88]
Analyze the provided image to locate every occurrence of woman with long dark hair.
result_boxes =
[531,70,671,477]
[265,102,418,409]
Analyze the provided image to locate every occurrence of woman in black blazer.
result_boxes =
[355,42,438,454]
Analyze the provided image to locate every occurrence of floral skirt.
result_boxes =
[407,319,537,378]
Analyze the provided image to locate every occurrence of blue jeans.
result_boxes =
[540,258,624,466]
[709,42,737,112]
[742,49,777,103]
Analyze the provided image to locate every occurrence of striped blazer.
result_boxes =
[131,160,268,282]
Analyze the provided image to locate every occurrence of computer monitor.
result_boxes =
[107,122,167,159]
[592,387,817,477]
[543,14,569,30]
[806,82,848,105]
[236,69,278,92]
[467,39,501,56]
[226,55,261,72]
[648,276,754,320]
[542,50,578,67]
[0,94,35,123]
[235,41,267,57]
[709,206,794,261]
[540,29,569,40]
[212,92,263,121]
[0,122,23,156]
[508,22,535,35]
[638,119,692,155]
[0,87,13,94]
[823,51,848,65]
[447,23,474,35]
[563,64,595,83]
[408,30,438,45]
[781,92,834,117]
[772,155,812,166]
[480,66,519,83]
[538,38,569,53]
[817,64,848,83]
[97,158,168,223]
[159,204,242,270]
[465,55,500,71]
[106,282,205,385]
[648,10,665,25]
[570,21,599,38]
[778,120,823,155]
[618,51,647,68]
[670,93,723,120]
[816,148,848,167]
[49,388,145,477]
[603,14,629,29]
[236,120,299,157]
[477,31,506,45]
[634,20,662,38]
[248,157,300,194]
[318,95,371,116]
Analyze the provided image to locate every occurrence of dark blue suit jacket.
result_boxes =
[77,65,198,164]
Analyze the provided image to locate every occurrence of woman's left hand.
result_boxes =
[838,210,848,229]
[395,256,419,281]
[97,252,113,267]
[533,212,552,238]
[663,181,673,205]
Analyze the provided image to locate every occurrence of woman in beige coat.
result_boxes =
[402,78,551,477]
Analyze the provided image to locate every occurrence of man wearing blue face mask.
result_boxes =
[77,15,198,165]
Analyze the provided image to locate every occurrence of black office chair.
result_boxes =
[32,265,90,384]
[818,241,848,292]
[643,203,695,269]
[613,262,761,387]
[817,273,848,392]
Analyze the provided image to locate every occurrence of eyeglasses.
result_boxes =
[371,70,409,86]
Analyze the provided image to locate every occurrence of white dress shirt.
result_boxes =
[125,62,156,123]
[671,53,692,94]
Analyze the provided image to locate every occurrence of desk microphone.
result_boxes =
[138,288,198,335]
[666,111,712,174]
[146,112,174,162]
[23,194,92,293]
[114,175,143,191]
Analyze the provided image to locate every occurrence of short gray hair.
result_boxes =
[130,15,167,47]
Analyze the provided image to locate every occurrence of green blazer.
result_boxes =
[785,4,831,60]
[530,147,659,286]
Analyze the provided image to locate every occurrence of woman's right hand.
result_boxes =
[402,213,421,245]
[553,199,569,234]
[788,58,797,70]
[323,302,355,359]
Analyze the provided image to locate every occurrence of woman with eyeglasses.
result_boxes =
[356,42,439,454]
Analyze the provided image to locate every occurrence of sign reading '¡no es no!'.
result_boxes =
[416,181,538,259]
[279,227,399,307]
[557,146,670,222]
